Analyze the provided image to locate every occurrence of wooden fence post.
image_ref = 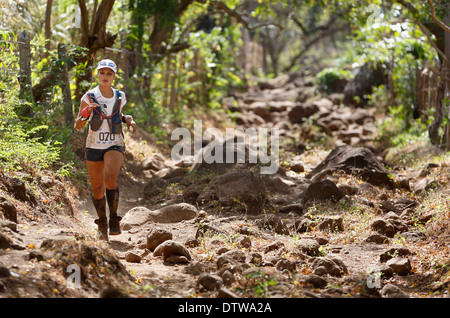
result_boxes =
[58,43,74,126]
[444,7,450,151]
[17,31,34,118]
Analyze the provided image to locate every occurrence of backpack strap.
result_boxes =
[107,90,123,134]
[87,91,103,118]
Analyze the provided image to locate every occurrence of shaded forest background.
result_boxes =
[0,0,449,177]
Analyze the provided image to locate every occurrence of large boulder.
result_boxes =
[190,136,260,175]
[153,240,191,263]
[0,197,17,223]
[312,256,348,277]
[121,206,153,229]
[287,99,326,124]
[197,169,267,215]
[343,62,386,107]
[306,145,392,186]
[149,203,198,223]
[146,227,173,251]
[301,179,345,204]
[121,203,197,229]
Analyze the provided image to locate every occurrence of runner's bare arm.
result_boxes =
[75,99,98,131]
[123,115,137,134]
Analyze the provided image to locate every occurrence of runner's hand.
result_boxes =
[87,103,99,113]
[126,118,137,134]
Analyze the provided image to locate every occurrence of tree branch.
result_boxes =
[209,1,283,31]
[427,0,450,33]
[414,20,448,64]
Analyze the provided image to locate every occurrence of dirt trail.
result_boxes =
[73,136,405,298]
[1,78,450,298]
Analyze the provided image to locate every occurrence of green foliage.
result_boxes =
[121,3,245,131]
[128,0,180,27]
[238,271,277,297]
[316,67,353,94]
[0,101,61,172]
[375,104,430,151]
[0,30,70,174]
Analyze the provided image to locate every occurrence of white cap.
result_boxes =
[97,59,117,73]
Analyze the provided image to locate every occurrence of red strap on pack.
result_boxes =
[88,91,121,119]
[81,106,91,119]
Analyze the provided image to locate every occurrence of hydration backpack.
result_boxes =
[87,89,122,134]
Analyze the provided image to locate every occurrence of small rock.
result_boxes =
[0,220,17,232]
[386,257,412,276]
[249,252,263,265]
[146,227,172,251]
[312,256,348,277]
[302,179,345,204]
[0,262,11,278]
[297,239,321,256]
[400,231,426,242]
[238,235,252,249]
[216,250,246,269]
[380,283,409,298]
[278,203,303,215]
[153,240,191,263]
[216,247,229,255]
[317,216,344,232]
[365,233,390,244]
[304,274,328,288]
[380,246,413,262]
[219,270,235,286]
[257,214,290,235]
[412,178,436,194]
[368,264,394,279]
[264,241,285,254]
[28,251,45,262]
[216,288,239,298]
[142,153,166,171]
[99,286,127,298]
[125,251,142,263]
[0,197,18,223]
[289,161,305,173]
[0,232,25,250]
[165,255,190,264]
[313,266,328,276]
[197,273,223,291]
[276,258,296,272]
[370,218,396,238]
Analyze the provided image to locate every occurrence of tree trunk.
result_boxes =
[44,0,53,59]
[58,44,74,126]
[444,7,450,150]
[169,54,179,112]
[427,1,450,148]
[17,31,34,118]
[148,0,194,64]
[163,55,171,109]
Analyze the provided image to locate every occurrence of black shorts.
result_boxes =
[85,145,125,162]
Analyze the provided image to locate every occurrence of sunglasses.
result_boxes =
[98,61,116,67]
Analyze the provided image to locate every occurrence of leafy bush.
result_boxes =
[0,101,61,172]
[0,30,62,173]
[316,67,353,94]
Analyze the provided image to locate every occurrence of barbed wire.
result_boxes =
[1,37,173,58]
[1,37,185,76]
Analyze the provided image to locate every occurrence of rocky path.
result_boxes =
[1,73,450,299]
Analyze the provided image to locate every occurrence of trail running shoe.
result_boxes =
[109,215,122,235]
[94,218,109,241]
